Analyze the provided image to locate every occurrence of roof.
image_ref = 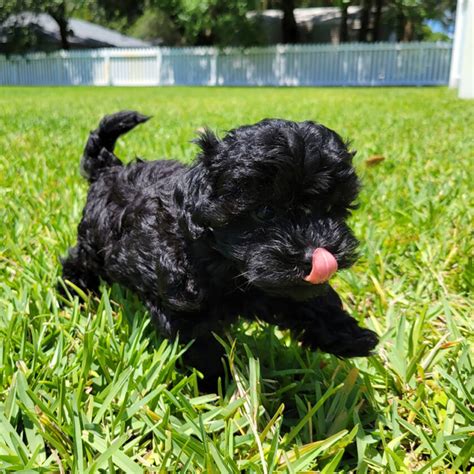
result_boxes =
[249,6,363,24]
[1,12,151,49]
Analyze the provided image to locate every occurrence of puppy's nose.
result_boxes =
[304,248,338,284]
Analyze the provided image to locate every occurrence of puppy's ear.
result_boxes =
[344,139,357,162]
[193,128,220,166]
[174,164,212,240]
[175,129,224,239]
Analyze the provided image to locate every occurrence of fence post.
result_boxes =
[276,44,284,86]
[104,50,112,86]
[14,59,18,85]
[156,48,162,86]
[210,48,218,86]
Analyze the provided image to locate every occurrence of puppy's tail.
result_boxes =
[80,110,151,183]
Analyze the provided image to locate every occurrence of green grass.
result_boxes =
[0,86,473,473]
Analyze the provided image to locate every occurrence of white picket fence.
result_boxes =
[0,42,452,87]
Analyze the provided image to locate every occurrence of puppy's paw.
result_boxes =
[336,327,379,358]
[318,326,379,358]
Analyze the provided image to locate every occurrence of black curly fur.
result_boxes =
[61,111,378,380]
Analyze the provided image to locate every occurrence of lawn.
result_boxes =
[0,86,472,473]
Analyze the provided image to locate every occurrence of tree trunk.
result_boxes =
[396,10,405,42]
[340,1,349,43]
[281,0,299,44]
[55,16,70,50]
[195,29,215,46]
[403,19,413,42]
[48,2,70,50]
[372,0,383,42]
[358,0,371,42]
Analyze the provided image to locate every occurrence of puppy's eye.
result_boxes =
[253,206,275,222]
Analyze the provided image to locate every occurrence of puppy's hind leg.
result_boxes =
[59,244,100,298]
[148,304,227,391]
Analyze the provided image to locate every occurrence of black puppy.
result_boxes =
[61,111,378,379]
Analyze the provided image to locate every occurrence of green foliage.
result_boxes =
[126,0,262,46]
[1,0,262,48]
[127,8,182,45]
[390,0,456,25]
[420,24,451,42]
[175,0,262,46]
[384,0,456,41]
[0,0,96,53]
[1,0,458,49]
[0,86,473,472]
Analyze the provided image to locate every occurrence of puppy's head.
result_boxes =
[177,119,360,300]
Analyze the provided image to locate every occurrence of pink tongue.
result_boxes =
[304,248,338,284]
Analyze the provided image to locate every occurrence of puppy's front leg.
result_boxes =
[298,298,378,358]
[267,287,378,358]
[60,244,100,296]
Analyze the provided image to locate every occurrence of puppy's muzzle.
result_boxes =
[304,248,338,284]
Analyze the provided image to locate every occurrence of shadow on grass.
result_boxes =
[232,324,379,438]
[56,279,380,468]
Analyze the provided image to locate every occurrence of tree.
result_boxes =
[387,0,457,42]
[372,0,383,41]
[126,0,261,47]
[281,0,299,43]
[335,0,457,43]
[45,2,70,50]
[358,0,371,41]
[1,0,94,52]
[339,0,350,43]
[2,0,457,51]
[95,0,145,24]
